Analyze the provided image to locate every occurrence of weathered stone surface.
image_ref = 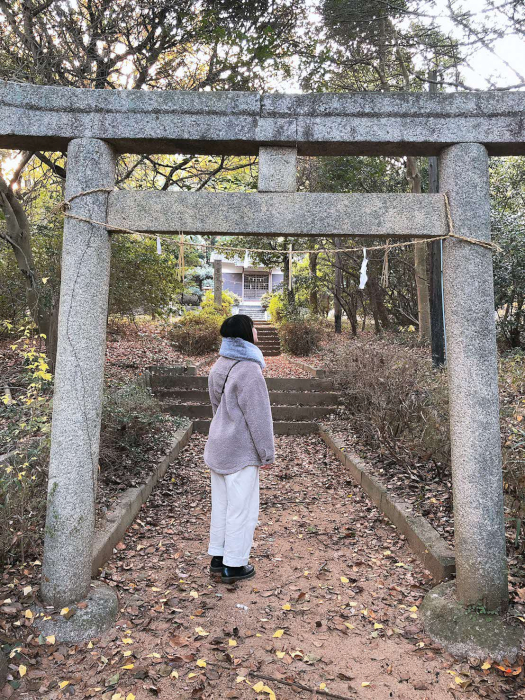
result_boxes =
[213,259,222,307]
[35,583,119,643]
[440,143,508,610]
[258,147,297,192]
[421,581,523,662]
[41,139,115,608]
[107,191,447,237]
[1,81,524,155]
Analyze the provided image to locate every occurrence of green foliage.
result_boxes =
[268,292,285,325]
[491,158,525,348]
[200,289,237,316]
[0,323,52,563]
[109,236,186,318]
[167,310,222,355]
[279,318,322,356]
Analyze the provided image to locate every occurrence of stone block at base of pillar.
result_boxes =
[421,581,523,663]
[34,582,118,644]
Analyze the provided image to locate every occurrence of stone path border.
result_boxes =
[319,427,456,583]
[91,423,193,576]
[287,357,328,378]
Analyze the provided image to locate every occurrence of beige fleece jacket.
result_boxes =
[203,357,275,475]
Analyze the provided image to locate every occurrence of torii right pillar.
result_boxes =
[421,143,522,661]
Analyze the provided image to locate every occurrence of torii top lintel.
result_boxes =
[1,81,525,157]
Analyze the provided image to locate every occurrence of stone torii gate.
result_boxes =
[2,82,525,656]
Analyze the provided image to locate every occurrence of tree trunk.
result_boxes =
[406,156,431,342]
[309,251,319,315]
[0,173,59,366]
[367,272,390,332]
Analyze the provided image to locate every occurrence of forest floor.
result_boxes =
[3,322,525,698]
[3,434,524,699]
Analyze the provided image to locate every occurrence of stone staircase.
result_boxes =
[238,304,266,320]
[150,372,338,435]
[254,321,281,357]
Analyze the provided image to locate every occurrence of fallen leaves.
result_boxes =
[252,680,276,700]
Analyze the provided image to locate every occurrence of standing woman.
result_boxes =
[204,314,275,583]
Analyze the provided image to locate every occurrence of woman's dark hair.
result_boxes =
[220,314,254,343]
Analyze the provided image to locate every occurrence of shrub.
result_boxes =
[268,293,285,325]
[167,309,222,355]
[200,289,236,316]
[279,318,322,356]
[331,335,450,468]
[1,324,52,563]
[260,292,272,310]
[99,383,164,474]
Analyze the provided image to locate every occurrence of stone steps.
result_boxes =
[192,420,319,435]
[151,371,336,435]
[160,389,339,406]
[166,404,335,420]
[151,375,334,392]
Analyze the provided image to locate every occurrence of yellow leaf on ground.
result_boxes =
[236,676,246,683]
[187,673,197,679]
[481,662,491,670]
[189,591,199,598]
[276,651,285,659]
[252,681,276,700]
[171,670,179,679]
[24,609,33,619]
[122,637,133,644]
[344,623,355,630]
[374,623,383,629]
[362,682,370,687]
[340,577,349,583]
[60,607,69,616]
[122,650,133,657]
[320,683,327,689]
[196,659,207,667]
[19,665,27,677]
[273,629,284,638]
[23,586,32,596]
[229,639,237,646]
[121,663,134,670]
[282,603,291,611]
[45,635,55,645]
[126,694,136,700]
[195,626,209,636]
[58,681,69,689]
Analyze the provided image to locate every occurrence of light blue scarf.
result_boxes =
[219,336,265,369]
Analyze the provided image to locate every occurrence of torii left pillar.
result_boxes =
[40,139,118,640]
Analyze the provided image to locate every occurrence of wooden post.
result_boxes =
[334,237,342,334]
[213,258,222,310]
[429,70,446,366]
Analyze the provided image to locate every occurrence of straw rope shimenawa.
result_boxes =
[53,187,503,260]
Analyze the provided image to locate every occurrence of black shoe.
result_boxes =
[221,564,255,584]
[210,556,223,575]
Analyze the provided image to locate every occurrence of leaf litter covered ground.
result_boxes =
[8,434,524,699]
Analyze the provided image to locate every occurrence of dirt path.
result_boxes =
[21,433,478,700]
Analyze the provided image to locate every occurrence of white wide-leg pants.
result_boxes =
[208,466,260,567]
